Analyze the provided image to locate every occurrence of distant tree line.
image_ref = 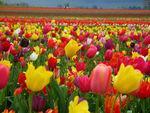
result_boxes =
[0,1,29,6]
[143,0,150,9]
[0,0,150,10]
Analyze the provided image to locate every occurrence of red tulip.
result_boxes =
[119,29,126,36]
[52,33,56,37]
[90,64,112,94]
[47,38,57,48]
[86,45,97,59]
[0,64,10,89]
[140,47,148,57]
[25,32,31,38]
[10,49,18,56]
[76,62,86,72]
[2,41,11,52]
[47,57,57,68]
[78,75,91,93]
[136,81,150,99]
[57,47,65,57]
[104,49,113,61]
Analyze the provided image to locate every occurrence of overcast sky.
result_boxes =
[3,0,143,8]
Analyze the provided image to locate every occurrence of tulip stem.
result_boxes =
[132,96,135,113]
[111,92,119,113]
[143,99,145,113]
[29,92,33,113]
[125,95,130,113]
[95,95,100,113]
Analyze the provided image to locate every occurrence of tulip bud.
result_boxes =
[79,75,91,93]
[0,64,10,89]
[47,57,57,68]
[32,94,47,112]
[86,45,97,59]
[74,76,79,87]
[30,53,38,61]
[76,62,86,72]
[20,38,29,47]
[90,64,112,94]
[104,49,113,61]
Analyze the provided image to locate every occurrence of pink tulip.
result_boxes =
[143,36,150,46]
[90,64,112,94]
[79,75,91,93]
[0,64,10,89]
[104,49,113,61]
[76,62,86,72]
[86,45,97,59]
[79,34,85,42]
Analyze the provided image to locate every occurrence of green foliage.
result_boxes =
[56,3,62,8]
[0,1,8,5]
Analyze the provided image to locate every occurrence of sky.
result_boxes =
[3,0,143,9]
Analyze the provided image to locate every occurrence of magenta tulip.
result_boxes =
[76,62,86,72]
[86,45,97,59]
[78,75,91,93]
[0,64,10,89]
[104,49,113,61]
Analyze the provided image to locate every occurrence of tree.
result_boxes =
[143,0,150,9]
[92,5,97,9]
[63,3,69,8]
[19,2,29,6]
[56,3,62,8]
[0,1,8,5]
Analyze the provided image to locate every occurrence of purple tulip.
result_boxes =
[104,40,114,49]
[74,76,79,87]
[5,30,10,35]
[32,94,47,112]
[13,56,19,63]
[95,44,101,51]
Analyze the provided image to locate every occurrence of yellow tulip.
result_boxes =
[65,39,82,57]
[25,63,53,92]
[113,63,143,94]
[51,20,55,24]
[132,52,142,59]
[148,49,150,61]
[69,96,90,113]
[0,60,12,69]
[33,46,42,55]
[32,33,39,40]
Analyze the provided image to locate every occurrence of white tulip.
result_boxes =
[30,53,38,61]
[87,38,92,45]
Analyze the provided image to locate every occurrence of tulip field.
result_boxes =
[1,6,150,113]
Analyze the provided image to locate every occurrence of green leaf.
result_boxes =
[89,103,96,112]
[60,85,68,99]
[11,95,28,113]
[50,77,66,113]
[46,86,54,109]
[0,88,5,105]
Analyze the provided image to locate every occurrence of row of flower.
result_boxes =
[1,6,150,12]
[0,17,150,26]
[0,18,150,113]
[2,10,150,18]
